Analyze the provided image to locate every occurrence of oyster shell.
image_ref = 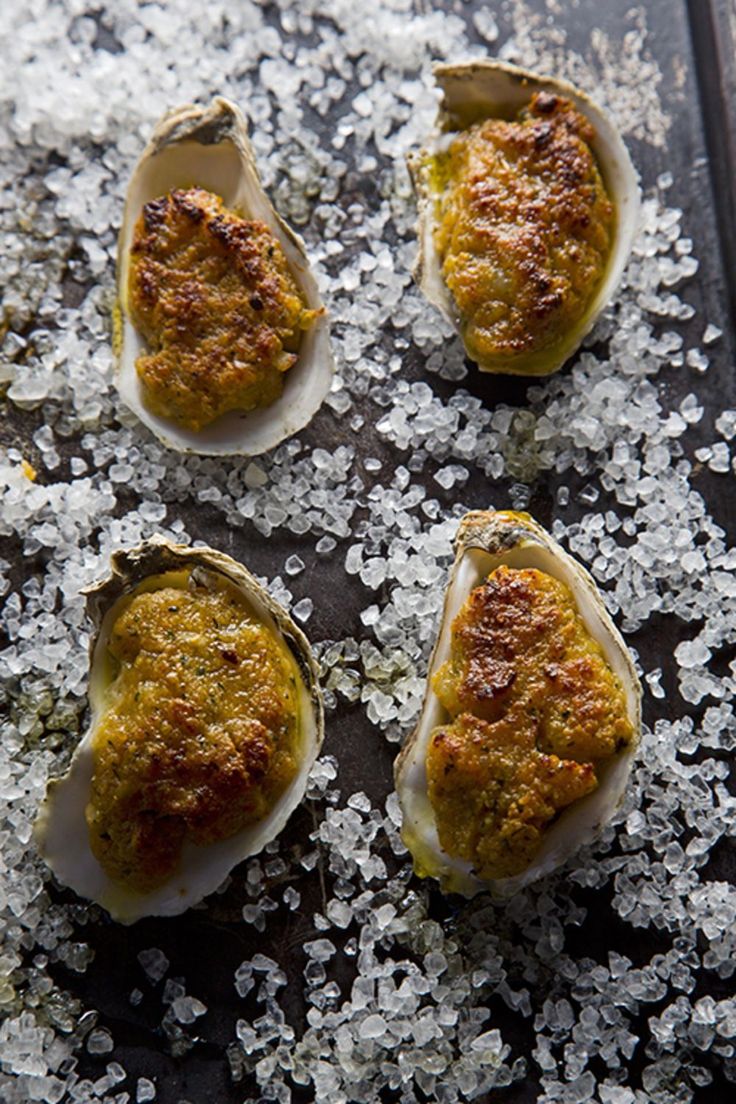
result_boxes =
[35,538,324,923]
[116,97,334,455]
[408,60,641,376]
[394,510,642,897]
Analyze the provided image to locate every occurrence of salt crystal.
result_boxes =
[137,948,169,984]
[645,668,665,699]
[353,92,372,117]
[326,899,352,928]
[106,1062,126,1084]
[679,394,704,423]
[675,638,711,669]
[362,1013,387,1039]
[708,443,730,472]
[171,996,207,1024]
[473,10,499,41]
[292,597,313,622]
[304,939,337,963]
[283,886,301,910]
[686,348,709,373]
[0,11,732,1103]
[244,462,268,488]
[434,466,456,490]
[316,535,337,556]
[715,410,736,441]
[86,1029,114,1055]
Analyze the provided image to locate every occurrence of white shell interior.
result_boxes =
[36,565,321,924]
[414,61,641,375]
[397,524,641,898]
[117,99,334,455]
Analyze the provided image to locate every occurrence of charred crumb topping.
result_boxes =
[433,92,614,367]
[87,572,300,892]
[427,565,633,879]
[128,187,318,431]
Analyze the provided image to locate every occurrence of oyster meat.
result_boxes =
[408,60,640,376]
[35,538,323,923]
[116,97,334,455]
[394,510,642,897]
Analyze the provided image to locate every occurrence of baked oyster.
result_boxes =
[35,538,323,923]
[394,510,641,897]
[116,97,334,455]
[408,60,640,376]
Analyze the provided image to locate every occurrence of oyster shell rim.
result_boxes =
[407,58,642,377]
[394,509,643,898]
[35,536,324,924]
[115,96,335,456]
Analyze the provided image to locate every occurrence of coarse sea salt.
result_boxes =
[1,2,735,1103]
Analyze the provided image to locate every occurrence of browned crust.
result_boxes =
[128,187,315,430]
[88,579,300,892]
[425,564,633,879]
[433,92,614,364]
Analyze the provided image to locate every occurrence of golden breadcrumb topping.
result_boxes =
[128,187,317,430]
[426,712,597,880]
[433,92,614,369]
[87,571,300,892]
[427,565,633,879]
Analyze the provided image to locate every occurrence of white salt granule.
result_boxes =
[285,554,305,575]
[304,939,337,963]
[715,410,736,440]
[645,668,665,699]
[675,637,711,669]
[708,443,731,472]
[282,886,301,910]
[137,948,169,985]
[86,1029,113,1055]
[473,10,499,42]
[1,3,734,1103]
[703,323,722,345]
[171,996,207,1024]
[361,1013,387,1038]
[686,347,709,373]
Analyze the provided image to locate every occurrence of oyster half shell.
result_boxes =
[116,97,334,455]
[394,510,642,897]
[35,538,324,923]
[408,60,641,376]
